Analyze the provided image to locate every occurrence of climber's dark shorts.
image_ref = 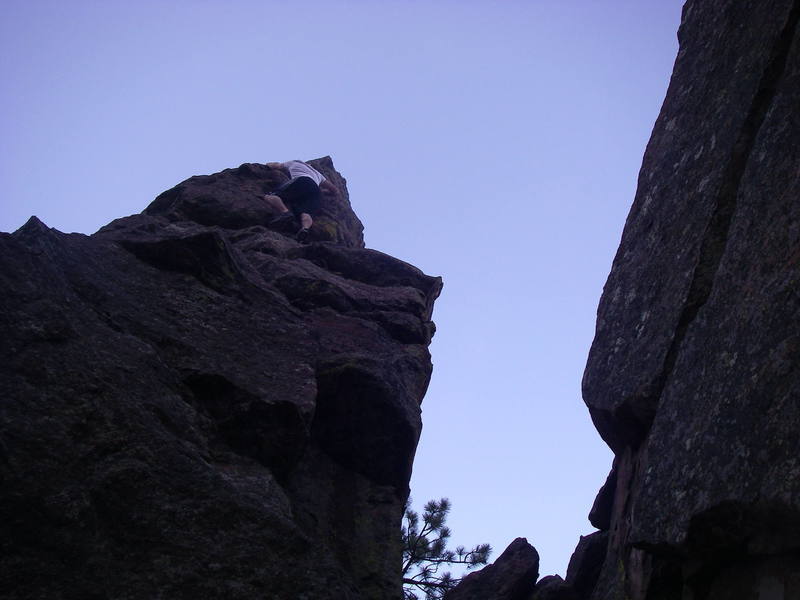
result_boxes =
[272,176,321,217]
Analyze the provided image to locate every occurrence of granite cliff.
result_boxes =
[449,0,800,599]
[0,157,442,599]
[581,0,800,597]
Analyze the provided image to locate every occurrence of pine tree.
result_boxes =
[401,498,492,600]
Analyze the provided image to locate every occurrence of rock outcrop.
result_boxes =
[580,0,800,598]
[445,538,539,600]
[563,532,607,600]
[0,157,441,599]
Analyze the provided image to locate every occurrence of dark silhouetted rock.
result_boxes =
[0,157,441,599]
[588,461,616,531]
[446,538,540,600]
[529,576,578,600]
[564,531,607,599]
[581,0,800,598]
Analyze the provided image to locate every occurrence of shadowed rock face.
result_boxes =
[0,158,441,599]
[445,538,540,600]
[581,0,800,598]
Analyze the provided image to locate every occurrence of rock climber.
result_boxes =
[263,160,338,242]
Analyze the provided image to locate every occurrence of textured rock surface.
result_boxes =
[145,156,364,248]
[445,538,540,600]
[581,1,800,599]
[0,158,441,599]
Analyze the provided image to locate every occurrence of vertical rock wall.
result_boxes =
[582,1,800,598]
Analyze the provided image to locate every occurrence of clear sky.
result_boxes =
[1,0,684,578]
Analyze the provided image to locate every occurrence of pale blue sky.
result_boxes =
[1,0,684,578]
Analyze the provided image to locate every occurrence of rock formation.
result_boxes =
[450,1,800,598]
[0,157,441,599]
[5,0,800,597]
[580,0,800,598]
[445,538,539,600]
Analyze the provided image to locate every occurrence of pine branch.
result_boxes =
[402,498,490,600]
[402,577,455,590]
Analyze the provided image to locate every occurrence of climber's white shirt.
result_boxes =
[284,160,326,185]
